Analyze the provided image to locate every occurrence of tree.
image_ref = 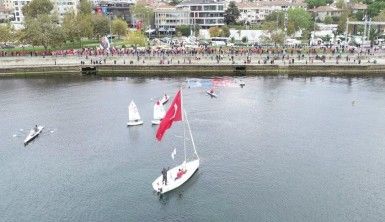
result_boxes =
[374,10,385,21]
[22,14,65,49]
[369,28,381,46]
[0,24,13,43]
[124,31,148,47]
[92,14,110,38]
[287,8,313,35]
[336,0,346,9]
[62,11,81,43]
[170,0,182,5]
[337,11,349,34]
[224,1,240,25]
[305,0,327,9]
[22,0,53,18]
[241,36,248,43]
[78,14,94,39]
[264,11,285,28]
[112,18,128,37]
[324,15,333,24]
[368,1,385,17]
[132,3,154,30]
[78,0,92,15]
[222,25,230,37]
[176,25,190,36]
[208,26,230,37]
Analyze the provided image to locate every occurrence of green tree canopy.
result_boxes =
[92,14,110,38]
[78,0,92,15]
[224,1,240,25]
[132,3,154,30]
[287,8,313,35]
[22,0,53,18]
[124,31,148,47]
[176,25,190,36]
[22,14,65,49]
[305,0,333,9]
[0,24,13,43]
[62,11,81,43]
[112,18,128,37]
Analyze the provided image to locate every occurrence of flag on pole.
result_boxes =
[171,148,176,160]
[156,90,182,141]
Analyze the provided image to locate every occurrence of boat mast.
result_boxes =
[184,110,199,160]
[181,88,187,165]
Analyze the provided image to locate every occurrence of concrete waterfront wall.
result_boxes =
[0,64,385,77]
[0,66,81,77]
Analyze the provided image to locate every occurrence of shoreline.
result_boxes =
[1,64,385,77]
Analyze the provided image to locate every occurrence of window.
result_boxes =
[17,17,20,21]
[16,12,19,16]
[14,1,18,5]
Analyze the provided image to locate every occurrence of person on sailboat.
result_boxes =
[34,125,38,132]
[210,89,214,94]
[175,168,186,180]
[161,167,168,185]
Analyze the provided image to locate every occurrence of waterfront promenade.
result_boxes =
[1,50,385,76]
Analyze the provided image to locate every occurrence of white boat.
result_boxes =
[206,89,217,98]
[151,101,166,125]
[152,90,200,194]
[24,125,44,145]
[159,94,169,104]
[127,100,144,126]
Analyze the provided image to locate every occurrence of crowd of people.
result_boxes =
[1,44,384,66]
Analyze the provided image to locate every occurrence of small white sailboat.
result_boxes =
[159,94,169,104]
[151,101,166,125]
[206,89,217,98]
[24,125,44,145]
[152,89,200,194]
[127,100,144,126]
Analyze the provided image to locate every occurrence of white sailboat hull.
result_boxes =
[152,159,200,194]
[127,120,144,126]
[24,126,44,145]
[151,119,161,125]
[206,90,217,98]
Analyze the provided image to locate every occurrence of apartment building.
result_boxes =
[237,0,307,24]
[176,0,225,28]
[12,0,78,26]
[154,5,190,32]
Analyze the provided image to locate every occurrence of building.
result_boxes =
[154,5,190,33]
[0,5,13,22]
[12,0,78,26]
[176,0,225,28]
[310,5,343,22]
[237,0,307,24]
[2,0,13,10]
[349,2,367,14]
[52,0,78,18]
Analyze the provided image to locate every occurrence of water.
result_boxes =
[1,76,385,222]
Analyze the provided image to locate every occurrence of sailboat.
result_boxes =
[206,88,217,98]
[127,100,144,126]
[24,125,44,146]
[152,89,200,194]
[151,101,166,125]
[159,94,169,104]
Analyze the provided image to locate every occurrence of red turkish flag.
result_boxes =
[156,90,182,141]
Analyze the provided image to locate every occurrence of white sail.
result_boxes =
[153,101,166,120]
[128,100,141,121]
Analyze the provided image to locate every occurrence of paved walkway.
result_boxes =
[0,53,384,68]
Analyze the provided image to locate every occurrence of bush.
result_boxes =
[175,25,190,36]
